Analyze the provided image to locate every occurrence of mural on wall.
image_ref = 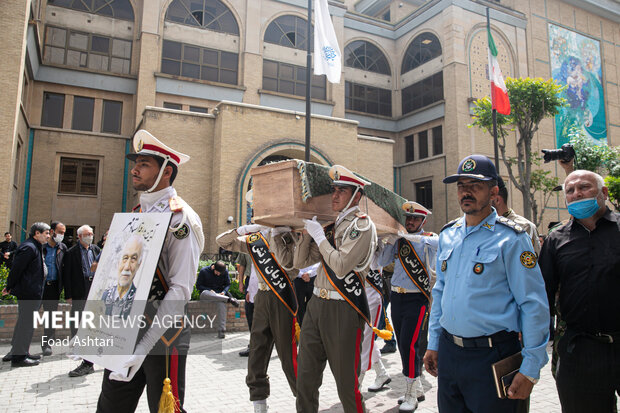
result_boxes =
[549,24,607,146]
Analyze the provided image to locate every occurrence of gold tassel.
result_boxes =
[158,347,179,413]
[385,317,394,332]
[295,320,301,344]
[158,378,178,413]
[373,327,393,341]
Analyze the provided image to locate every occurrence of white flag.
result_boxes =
[314,0,341,83]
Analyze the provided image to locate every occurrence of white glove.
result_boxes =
[271,226,292,236]
[303,217,327,246]
[67,353,82,362]
[381,234,400,245]
[398,231,422,244]
[109,353,147,382]
[237,224,267,235]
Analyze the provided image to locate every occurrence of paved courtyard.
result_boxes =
[0,332,606,412]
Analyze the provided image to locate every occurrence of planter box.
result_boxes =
[251,160,405,234]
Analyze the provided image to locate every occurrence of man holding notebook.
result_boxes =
[423,155,550,412]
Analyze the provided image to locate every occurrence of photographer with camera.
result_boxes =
[539,169,620,412]
[542,143,575,176]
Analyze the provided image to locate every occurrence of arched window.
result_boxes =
[47,0,134,21]
[401,32,441,74]
[264,15,308,50]
[165,0,239,35]
[344,40,390,75]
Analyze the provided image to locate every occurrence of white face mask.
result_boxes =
[53,234,64,243]
[82,235,94,245]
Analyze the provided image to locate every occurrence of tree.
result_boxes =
[470,77,566,224]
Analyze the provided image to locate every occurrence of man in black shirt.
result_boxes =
[0,232,18,269]
[196,260,240,338]
[539,170,620,413]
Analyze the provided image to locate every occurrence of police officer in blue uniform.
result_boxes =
[423,154,550,412]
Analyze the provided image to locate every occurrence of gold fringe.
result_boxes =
[295,320,301,344]
[373,327,393,341]
[385,317,394,332]
[158,378,178,413]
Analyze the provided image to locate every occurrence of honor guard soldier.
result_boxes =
[424,154,549,413]
[375,201,438,411]
[294,165,379,413]
[358,264,391,394]
[97,130,204,413]
[216,205,299,413]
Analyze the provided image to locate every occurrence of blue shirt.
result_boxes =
[376,230,438,291]
[44,244,58,281]
[79,243,95,278]
[428,209,550,379]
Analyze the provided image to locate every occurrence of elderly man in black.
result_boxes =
[539,169,620,413]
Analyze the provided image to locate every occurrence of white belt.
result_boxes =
[391,286,420,294]
[313,287,344,301]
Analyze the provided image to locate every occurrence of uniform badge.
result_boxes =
[173,224,190,240]
[520,251,537,268]
[482,222,493,229]
[462,158,476,172]
[441,260,447,272]
[325,230,333,240]
[248,233,260,243]
[136,138,143,152]
[473,263,484,274]
[349,229,360,240]
[400,244,411,257]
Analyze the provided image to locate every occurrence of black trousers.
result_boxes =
[10,299,41,361]
[391,291,428,377]
[245,299,254,330]
[438,329,521,413]
[70,278,92,365]
[556,331,620,413]
[97,328,190,413]
[41,281,60,342]
[294,276,315,325]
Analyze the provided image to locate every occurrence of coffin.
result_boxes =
[250,160,406,234]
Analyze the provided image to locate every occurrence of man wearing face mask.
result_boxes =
[40,221,68,356]
[2,222,50,367]
[539,170,620,412]
[63,224,100,377]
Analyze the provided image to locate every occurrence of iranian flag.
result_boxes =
[487,27,511,115]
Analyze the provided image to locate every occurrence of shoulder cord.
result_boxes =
[342,217,378,272]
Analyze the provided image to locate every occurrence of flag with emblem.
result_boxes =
[487,26,510,115]
[314,0,341,83]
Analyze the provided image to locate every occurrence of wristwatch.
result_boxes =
[523,374,539,384]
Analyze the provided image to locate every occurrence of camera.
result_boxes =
[541,143,575,163]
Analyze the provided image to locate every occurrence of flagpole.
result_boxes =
[305,0,312,162]
[487,7,500,175]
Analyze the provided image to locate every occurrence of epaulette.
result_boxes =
[169,196,185,213]
[132,204,141,213]
[441,219,459,233]
[422,232,437,237]
[496,216,525,233]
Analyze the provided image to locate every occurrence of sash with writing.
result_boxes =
[246,232,298,316]
[322,224,371,324]
[397,238,431,301]
[366,269,383,296]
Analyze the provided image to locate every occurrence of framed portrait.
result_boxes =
[75,212,172,373]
